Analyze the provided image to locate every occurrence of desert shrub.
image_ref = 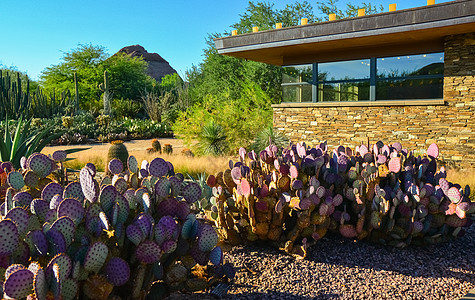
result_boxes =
[111,98,144,118]
[173,81,273,154]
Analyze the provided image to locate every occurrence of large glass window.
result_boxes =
[376,53,444,100]
[282,64,313,102]
[281,52,444,102]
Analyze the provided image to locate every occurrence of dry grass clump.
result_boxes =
[447,168,475,201]
[46,147,231,178]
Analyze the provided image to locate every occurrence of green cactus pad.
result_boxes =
[447,187,462,204]
[85,202,101,224]
[0,219,19,256]
[61,278,79,300]
[84,242,108,273]
[99,211,111,231]
[47,253,72,280]
[124,189,137,210]
[33,266,47,300]
[198,224,218,252]
[209,246,223,266]
[99,185,117,213]
[136,240,161,264]
[113,177,128,194]
[57,198,84,226]
[115,194,129,224]
[7,171,25,190]
[63,182,85,202]
[128,156,138,173]
[3,268,34,299]
[51,216,75,247]
[181,215,198,240]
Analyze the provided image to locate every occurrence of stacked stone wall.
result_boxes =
[273,33,475,168]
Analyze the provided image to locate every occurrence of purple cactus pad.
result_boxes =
[108,159,124,175]
[57,198,84,225]
[105,257,130,286]
[183,182,202,203]
[52,150,67,162]
[198,224,218,252]
[136,240,161,264]
[3,268,34,299]
[148,158,169,177]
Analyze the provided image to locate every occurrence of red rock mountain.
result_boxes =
[115,45,178,82]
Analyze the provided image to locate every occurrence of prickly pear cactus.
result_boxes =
[206,141,475,258]
[0,150,234,299]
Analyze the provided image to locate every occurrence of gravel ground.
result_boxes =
[215,225,475,300]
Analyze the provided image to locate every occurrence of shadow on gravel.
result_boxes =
[227,290,340,299]
[305,226,475,283]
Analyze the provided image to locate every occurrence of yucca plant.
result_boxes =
[198,119,227,156]
[251,125,289,152]
[0,115,62,168]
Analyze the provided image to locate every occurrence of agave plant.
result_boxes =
[0,115,62,168]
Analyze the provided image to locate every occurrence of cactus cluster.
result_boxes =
[205,142,475,257]
[0,151,233,299]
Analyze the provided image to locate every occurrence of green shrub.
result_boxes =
[111,98,144,118]
[173,81,273,154]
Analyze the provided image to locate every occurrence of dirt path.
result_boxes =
[43,138,186,158]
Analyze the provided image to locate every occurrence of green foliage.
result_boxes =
[111,98,144,119]
[173,81,273,154]
[316,0,384,20]
[0,115,61,168]
[198,120,228,156]
[40,44,156,110]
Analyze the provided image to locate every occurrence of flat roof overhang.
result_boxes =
[215,0,475,65]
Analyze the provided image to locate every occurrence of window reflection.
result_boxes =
[377,53,444,78]
[282,84,312,102]
[319,82,370,101]
[376,78,443,100]
[282,64,312,83]
[318,59,370,81]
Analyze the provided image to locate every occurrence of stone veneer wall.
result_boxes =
[273,33,475,168]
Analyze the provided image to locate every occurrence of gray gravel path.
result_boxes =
[221,225,475,300]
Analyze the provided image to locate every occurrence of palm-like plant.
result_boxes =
[198,119,227,156]
[0,115,62,168]
[251,125,289,152]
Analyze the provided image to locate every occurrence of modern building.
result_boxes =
[215,0,475,168]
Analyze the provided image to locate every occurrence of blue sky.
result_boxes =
[0,0,442,81]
